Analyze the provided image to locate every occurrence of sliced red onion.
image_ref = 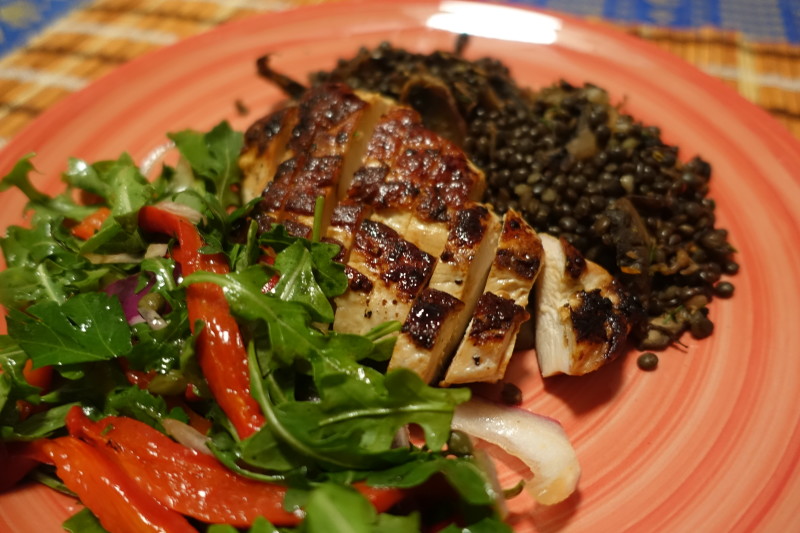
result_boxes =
[451,396,580,505]
[161,418,212,456]
[104,275,153,325]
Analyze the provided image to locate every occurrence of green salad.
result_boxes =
[0,122,511,532]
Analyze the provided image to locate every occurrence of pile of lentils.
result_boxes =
[309,39,738,350]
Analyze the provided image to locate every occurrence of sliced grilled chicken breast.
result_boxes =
[534,234,634,377]
[240,83,634,388]
[388,205,501,382]
[442,210,543,385]
[332,219,435,335]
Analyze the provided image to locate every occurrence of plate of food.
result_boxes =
[1,1,799,531]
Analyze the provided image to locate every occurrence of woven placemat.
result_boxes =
[2,0,799,147]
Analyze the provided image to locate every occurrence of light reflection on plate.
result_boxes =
[426,1,561,44]
[1,1,800,531]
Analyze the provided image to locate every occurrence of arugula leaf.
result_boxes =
[0,338,39,420]
[208,429,293,483]
[168,122,243,208]
[63,154,153,215]
[63,508,109,533]
[127,304,189,374]
[62,155,152,255]
[106,159,152,225]
[63,157,114,198]
[0,267,48,310]
[207,516,279,533]
[0,155,95,222]
[258,225,346,299]
[183,268,323,364]
[39,361,127,408]
[308,356,468,453]
[372,513,422,533]
[6,293,132,367]
[309,241,347,298]
[239,416,304,473]
[229,219,261,273]
[365,455,495,506]
[243,337,466,472]
[302,483,377,533]
[274,241,335,323]
[2,402,79,440]
[0,217,110,308]
[0,154,48,202]
[104,386,188,428]
[296,483,421,533]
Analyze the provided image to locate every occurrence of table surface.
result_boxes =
[1,0,800,148]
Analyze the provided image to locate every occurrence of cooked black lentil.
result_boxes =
[637,352,659,371]
[308,40,737,350]
[500,382,523,405]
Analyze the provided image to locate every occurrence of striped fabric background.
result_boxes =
[1,0,800,148]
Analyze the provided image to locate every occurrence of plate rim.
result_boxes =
[1,2,800,532]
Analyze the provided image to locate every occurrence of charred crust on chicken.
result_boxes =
[345,266,374,293]
[402,289,465,349]
[354,220,435,300]
[468,292,529,346]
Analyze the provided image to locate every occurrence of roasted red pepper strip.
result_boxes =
[22,359,53,390]
[30,436,196,533]
[138,205,264,438]
[71,206,111,240]
[67,407,405,526]
[67,407,299,527]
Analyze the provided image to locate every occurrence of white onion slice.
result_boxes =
[140,141,175,178]
[153,201,205,225]
[145,243,169,259]
[161,418,213,456]
[451,397,580,505]
[83,252,144,264]
[138,307,168,330]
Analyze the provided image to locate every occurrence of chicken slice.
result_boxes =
[534,233,635,377]
[333,219,435,335]
[442,210,543,385]
[240,84,391,237]
[388,205,501,383]
[239,105,299,203]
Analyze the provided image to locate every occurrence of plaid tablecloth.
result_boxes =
[2,0,800,148]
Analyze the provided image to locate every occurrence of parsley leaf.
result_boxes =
[168,121,243,208]
[6,293,133,367]
[274,241,335,323]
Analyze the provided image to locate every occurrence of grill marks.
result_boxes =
[355,220,435,301]
[389,204,501,383]
[441,210,542,386]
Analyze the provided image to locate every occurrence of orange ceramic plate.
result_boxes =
[1,1,799,531]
